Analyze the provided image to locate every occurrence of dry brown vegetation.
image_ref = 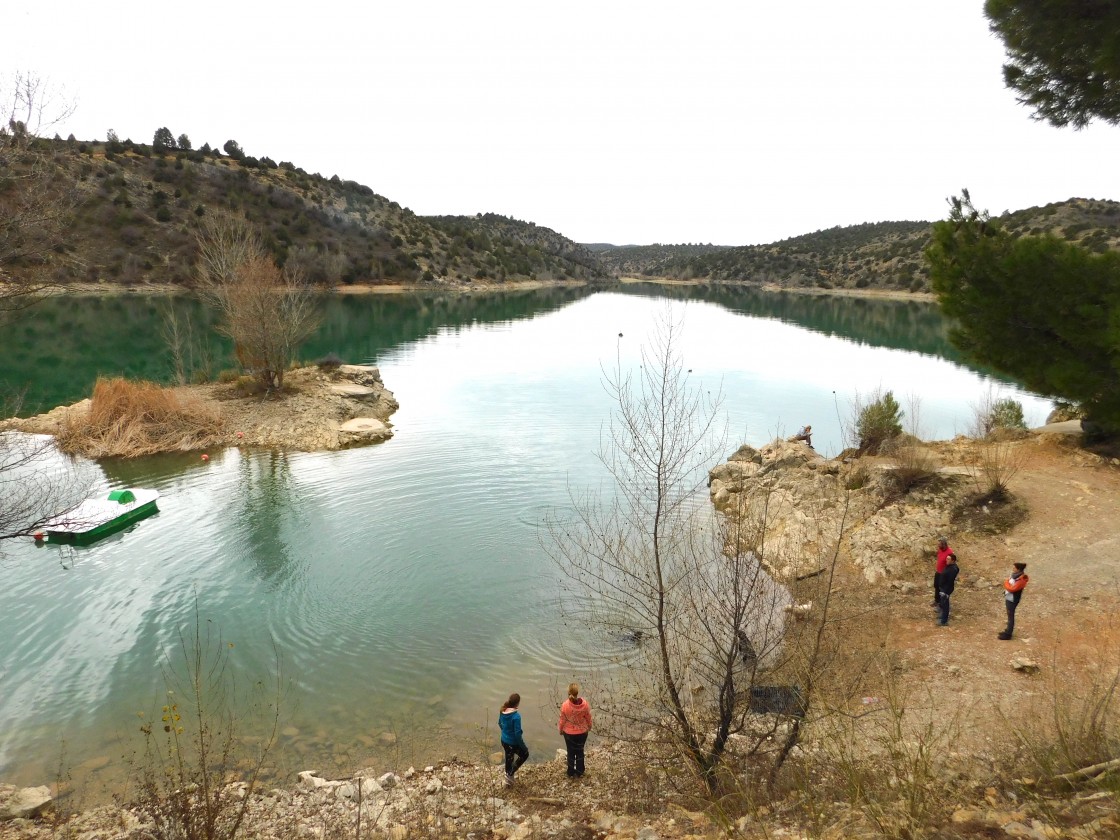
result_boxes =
[56,377,224,458]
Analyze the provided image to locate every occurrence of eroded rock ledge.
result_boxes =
[5,364,399,454]
[709,437,978,584]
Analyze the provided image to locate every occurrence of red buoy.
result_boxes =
[201,454,209,461]
[33,532,44,542]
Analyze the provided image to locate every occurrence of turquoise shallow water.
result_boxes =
[0,288,1052,797]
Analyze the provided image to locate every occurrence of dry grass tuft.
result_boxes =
[58,377,225,458]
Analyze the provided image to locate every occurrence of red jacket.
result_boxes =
[558,697,592,735]
[936,545,953,573]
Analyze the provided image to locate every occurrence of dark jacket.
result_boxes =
[940,562,959,596]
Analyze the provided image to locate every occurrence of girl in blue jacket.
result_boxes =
[499,692,529,785]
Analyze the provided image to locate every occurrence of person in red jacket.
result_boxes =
[999,562,1029,640]
[933,537,953,608]
[558,682,593,778]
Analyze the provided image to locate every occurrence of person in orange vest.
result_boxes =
[998,562,1029,640]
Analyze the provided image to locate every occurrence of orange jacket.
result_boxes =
[1004,572,1029,594]
[558,697,592,735]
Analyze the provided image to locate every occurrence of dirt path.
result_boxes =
[854,436,1120,745]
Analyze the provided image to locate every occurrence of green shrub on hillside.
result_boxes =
[853,389,904,454]
[978,397,1027,436]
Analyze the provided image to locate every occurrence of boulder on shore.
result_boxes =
[0,784,52,821]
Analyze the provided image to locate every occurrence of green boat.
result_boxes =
[44,488,160,546]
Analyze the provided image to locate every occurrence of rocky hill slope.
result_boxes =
[594,198,1120,293]
[2,137,608,290]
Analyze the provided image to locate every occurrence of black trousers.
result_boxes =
[1004,600,1018,637]
[502,741,528,776]
[563,732,588,777]
[933,571,942,603]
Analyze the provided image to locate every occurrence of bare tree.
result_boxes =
[161,299,214,385]
[0,72,77,312]
[0,397,98,544]
[546,313,846,795]
[195,213,321,391]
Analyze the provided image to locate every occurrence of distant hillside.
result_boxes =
[2,137,610,289]
[425,213,604,280]
[592,199,1120,293]
[6,135,1119,296]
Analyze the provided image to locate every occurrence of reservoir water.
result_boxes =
[0,285,1052,797]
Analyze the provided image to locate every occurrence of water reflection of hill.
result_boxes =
[613,283,961,363]
[307,286,591,365]
[1,284,971,415]
[0,288,590,414]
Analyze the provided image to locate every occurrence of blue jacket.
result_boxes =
[499,708,525,747]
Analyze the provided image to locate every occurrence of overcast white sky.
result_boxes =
[7,1,1117,246]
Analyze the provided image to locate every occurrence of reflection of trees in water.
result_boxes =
[0,295,226,416]
[613,283,960,362]
[237,451,300,585]
[8,284,1018,417]
[2,288,595,413]
[300,286,594,363]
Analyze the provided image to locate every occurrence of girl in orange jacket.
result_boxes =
[558,682,592,778]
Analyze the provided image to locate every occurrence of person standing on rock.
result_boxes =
[938,553,959,626]
[499,692,529,786]
[933,537,953,608]
[999,562,1029,640]
[558,682,593,778]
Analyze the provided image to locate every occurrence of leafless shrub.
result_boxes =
[131,613,282,840]
[969,438,1029,502]
[56,377,224,458]
[1001,632,1120,791]
[968,388,1030,500]
[195,214,321,392]
[812,669,966,839]
[880,436,938,498]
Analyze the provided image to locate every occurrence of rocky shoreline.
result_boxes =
[4,736,1119,839]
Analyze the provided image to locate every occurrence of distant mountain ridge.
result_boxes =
[5,136,1118,295]
[590,200,1120,292]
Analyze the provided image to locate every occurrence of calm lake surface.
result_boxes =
[0,285,1052,797]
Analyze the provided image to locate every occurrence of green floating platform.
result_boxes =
[44,488,160,546]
